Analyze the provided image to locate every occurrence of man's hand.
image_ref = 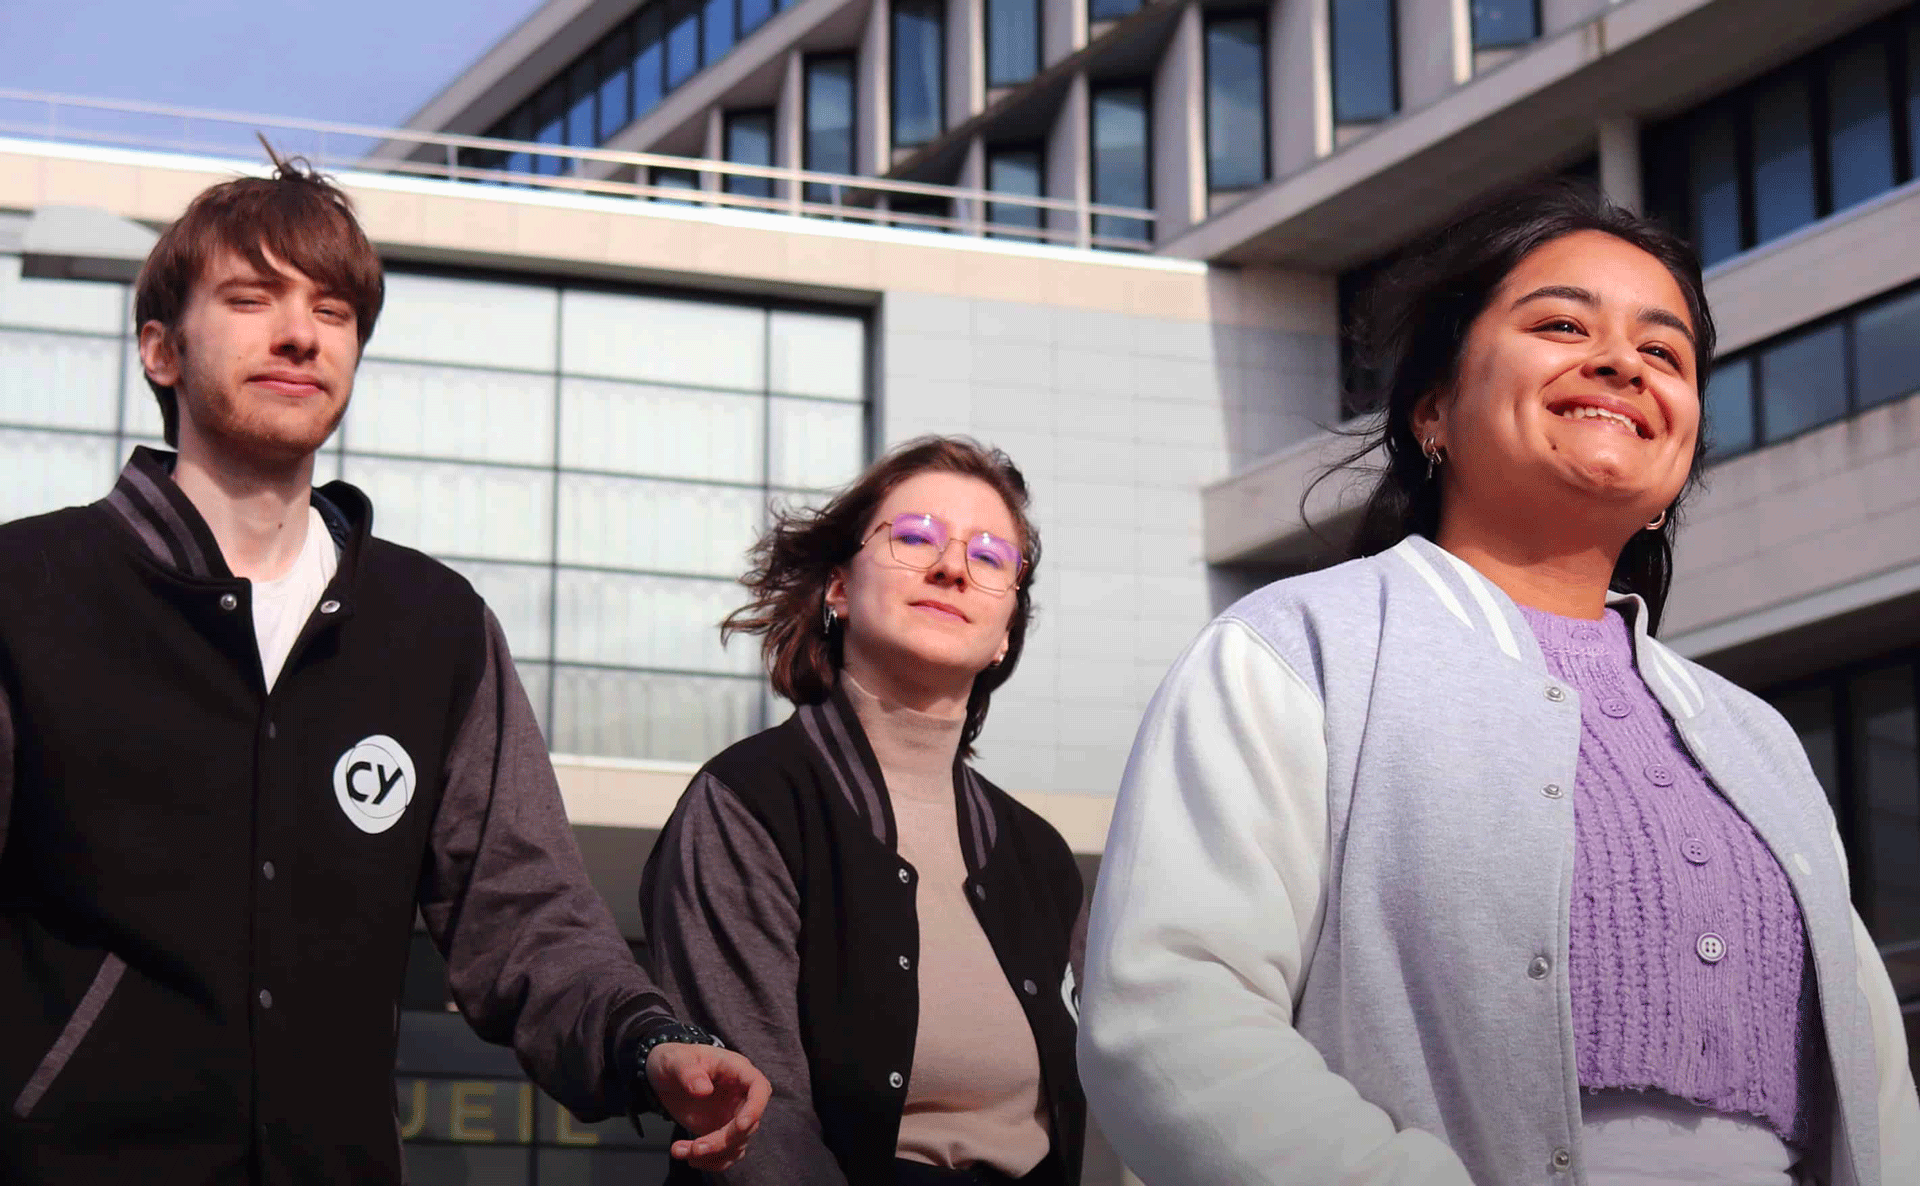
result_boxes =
[647,1042,771,1171]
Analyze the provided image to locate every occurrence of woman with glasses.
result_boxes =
[641,436,1087,1186]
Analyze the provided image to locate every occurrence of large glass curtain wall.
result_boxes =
[478,0,802,170]
[1204,13,1269,191]
[0,255,870,765]
[1330,0,1399,125]
[1703,281,1920,462]
[1091,83,1152,242]
[1646,4,1919,268]
[893,0,947,149]
[1767,651,1920,1077]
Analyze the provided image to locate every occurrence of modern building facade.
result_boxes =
[3,0,1918,1179]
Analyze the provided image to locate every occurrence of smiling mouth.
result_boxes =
[251,376,324,396]
[910,602,968,622]
[1554,404,1650,439]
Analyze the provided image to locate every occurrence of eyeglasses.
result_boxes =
[862,512,1026,593]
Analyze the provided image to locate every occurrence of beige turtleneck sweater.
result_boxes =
[841,674,1052,1176]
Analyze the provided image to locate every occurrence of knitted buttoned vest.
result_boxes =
[1520,606,1817,1141]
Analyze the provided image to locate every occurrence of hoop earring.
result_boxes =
[822,602,838,636]
[1423,436,1444,482]
[1645,509,1668,531]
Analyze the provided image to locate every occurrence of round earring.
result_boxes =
[1423,436,1444,482]
[1645,509,1668,531]
[822,602,838,636]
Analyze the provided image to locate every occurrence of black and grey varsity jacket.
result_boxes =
[641,686,1088,1185]
[0,448,675,1185]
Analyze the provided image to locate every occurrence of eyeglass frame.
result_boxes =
[857,512,1029,592]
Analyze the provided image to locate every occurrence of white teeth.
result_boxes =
[1558,405,1641,435]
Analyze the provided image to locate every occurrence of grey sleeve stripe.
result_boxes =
[819,701,889,842]
[117,464,210,577]
[13,954,126,1119]
[104,486,174,569]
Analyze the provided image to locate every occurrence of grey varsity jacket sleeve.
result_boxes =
[643,772,851,1185]
[418,607,676,1121]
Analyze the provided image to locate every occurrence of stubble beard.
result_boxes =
[177,353,350,474]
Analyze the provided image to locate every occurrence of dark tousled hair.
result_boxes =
[722,436,1041,757]
[1317,178,1717,633]
[133,142,385,446]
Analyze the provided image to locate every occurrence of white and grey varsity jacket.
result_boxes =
[1079,533,1919,1186]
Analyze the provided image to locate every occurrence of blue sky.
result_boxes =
[0,0,545,128]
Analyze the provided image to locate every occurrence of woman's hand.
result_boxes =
[648,1043,772,1171]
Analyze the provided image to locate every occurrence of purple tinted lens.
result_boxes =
[890,513,948,550]
[967,534,1021,576]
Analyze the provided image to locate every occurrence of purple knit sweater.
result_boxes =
[1519,606,1815,1142]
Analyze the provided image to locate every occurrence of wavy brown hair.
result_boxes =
[723,436,1041,757]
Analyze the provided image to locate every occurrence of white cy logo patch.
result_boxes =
[332,735,416,835]
[1061,964,1080,1024]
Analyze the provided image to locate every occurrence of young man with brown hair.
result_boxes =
[0,157,768,1184]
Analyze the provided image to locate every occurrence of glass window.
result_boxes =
[566,58,598,147]
[723,109,776,200]
[560,290,766,390]
[1470,0,1537,49]
[650,166,701,203]
[740,0,773,35]
[1091,84,1151,243]
[559,377,764,483]
[369,273,560,371]
[557,473,764,575]
[805,55,857,205]
[892,0,945,149]
[1687,107,1744,266]
[597,27,633,141]
[986,0,1040,88]
[768,310,866,401]
[769,397,864,490]
[348,362,556,467]
[0,254,124,333]
[550,666,760,762]
[1331,0,1398,124]
[1825,37,1895,213]
[1854,286,1920,410]
[986,147,1045,239]
[533,80,567,175]
[1849,664,1920,945]
[667,0,702,89]
[442,559,554,659]
[503,106,534,175]
[1702,354,1756,461]
[0,330,121,432]
[553,570,756,672]
[1909,11,1920,174]
[1758,321,1847,443]
[1088,0,1139,20]
[0,428,118,525]
[1751,71,1817,243]
[1771,684,1839,802]
[338,456,555,563]
[704,0,736,67]
[890,195,952,232]
[633,8,666,117]
[1205,15,1269,191]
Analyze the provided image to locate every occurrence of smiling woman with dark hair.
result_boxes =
[1077,181,1919,1186]
[641,436,1087,1186]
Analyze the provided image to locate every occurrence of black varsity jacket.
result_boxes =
[641,685,1088,1185]
[0,448,674,1185]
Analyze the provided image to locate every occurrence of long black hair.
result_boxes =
[1317,178,1717,633]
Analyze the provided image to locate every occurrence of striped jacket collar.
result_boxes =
[97,446,361,582]
[793,684,1002,875]
[1387,533,1706,721]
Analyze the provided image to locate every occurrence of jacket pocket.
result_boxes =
[12,953,125,1120]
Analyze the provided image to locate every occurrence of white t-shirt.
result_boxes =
[251,505,339,691]
[1582,1090,1803,1186]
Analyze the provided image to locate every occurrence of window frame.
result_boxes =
[803,52,859,205]
[1329,0,1400,126]
[1469,0,1542,51]
[985,142,1048,239]
[722,107,778,200]
[890,0,948,150]
[984,0,1044,89]
[1201,9,1272,192]
[1088,78,1155,245]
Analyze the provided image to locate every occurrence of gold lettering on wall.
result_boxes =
[451,1082,496,1142]
[518,1082,535,1145]
[556,1105,602,1146]
[398,1080,428,1141]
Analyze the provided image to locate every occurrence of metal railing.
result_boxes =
[0,89,1158,252]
